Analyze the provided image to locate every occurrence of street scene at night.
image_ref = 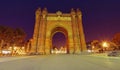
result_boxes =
[0,0,120,70]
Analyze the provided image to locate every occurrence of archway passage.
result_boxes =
[51,27,69,54]
[52,32,67,54]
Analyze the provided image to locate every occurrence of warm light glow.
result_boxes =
[8,47,12,50]
[51,47,67,54]
[102,42,109,48]
[22,47,25,49]
[92,46,95,49]
[14,47,17,50]
[2,50,11,54]
[87,50,92,53]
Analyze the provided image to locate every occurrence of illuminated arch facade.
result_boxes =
[31,8,86,54]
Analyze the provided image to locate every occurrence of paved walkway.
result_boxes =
[0,55,120,70]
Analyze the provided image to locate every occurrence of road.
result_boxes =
[0,54,120,70]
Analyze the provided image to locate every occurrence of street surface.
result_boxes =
[0,54,120,70]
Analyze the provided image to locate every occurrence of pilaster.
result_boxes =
[76,8,87,51]
[71,8,80,54]
[31,8,41,53]
[38,8,48,54]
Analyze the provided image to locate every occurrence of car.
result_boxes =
[107,51,120,57]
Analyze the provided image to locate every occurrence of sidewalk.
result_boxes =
[90,53,107,56]
[0,56,35,63]
[88,53,120,59]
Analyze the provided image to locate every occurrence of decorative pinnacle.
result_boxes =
[42,7,48,15]
[71,8,74,12]
[76,8,82,15]
[44,7,47,11]
[35,7,41,15]
[37,7,41,11]
[71,8,76,15]
[56,11,62,16]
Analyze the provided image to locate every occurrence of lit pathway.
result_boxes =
[0,56,35,62]
[0,54,120,70]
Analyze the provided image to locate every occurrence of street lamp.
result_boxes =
[102,41,109,51]
[102,42,109,47]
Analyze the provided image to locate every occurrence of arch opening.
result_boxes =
[50,27,69,54]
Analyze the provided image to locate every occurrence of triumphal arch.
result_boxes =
[30,8,86,54]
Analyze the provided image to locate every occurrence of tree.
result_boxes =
[112,33,120,49]
[13,28,26,46]
[91,40,101,49]
[0,25,27,50]
[0,25,13,49]
[0,25,6,41]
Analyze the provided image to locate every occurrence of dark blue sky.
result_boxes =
[0,0,120,42]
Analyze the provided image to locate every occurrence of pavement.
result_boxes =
[89,52,120,57]
[0,54,120,70]
[0,56,35,62]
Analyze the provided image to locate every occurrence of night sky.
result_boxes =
[0,0,120,43]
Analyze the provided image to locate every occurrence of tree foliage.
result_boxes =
[112,33,120,50]
[0,25,26,48]
[112,33,120,45]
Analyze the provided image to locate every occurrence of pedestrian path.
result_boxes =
[90,53,107,56]
[0,56,34,63]
[87,53,120,59]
